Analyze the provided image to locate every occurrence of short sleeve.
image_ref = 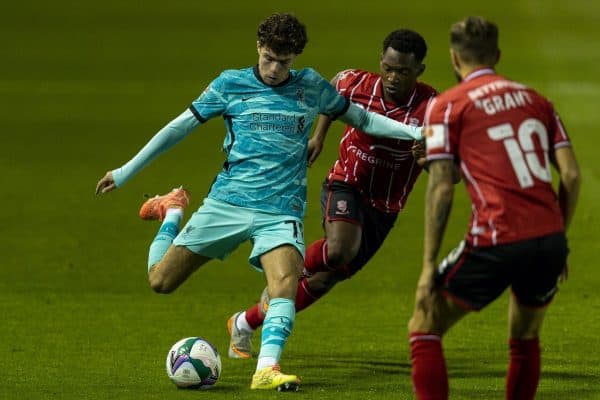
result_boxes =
[335,69,361,96]
[424,96,460,162]
[548,105,571,150]
[190,73,228,122]
[318,76,349,119]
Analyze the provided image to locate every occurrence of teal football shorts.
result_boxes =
[173,197,305,270]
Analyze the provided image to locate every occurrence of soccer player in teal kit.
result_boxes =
[95,13,421,391]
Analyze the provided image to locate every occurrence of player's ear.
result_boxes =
[450,48,460,70]
[495,49,501,65]
[416,63,426,77]
[256,41,262,54]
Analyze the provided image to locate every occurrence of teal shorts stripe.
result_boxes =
[173,197,305,270]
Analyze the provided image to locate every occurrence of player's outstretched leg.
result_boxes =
[139,187,190,221]
[140,187,190,271]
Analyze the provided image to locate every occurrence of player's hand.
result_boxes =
[307,137,324,167]
[95,171,116,195]
[412,141,427,167]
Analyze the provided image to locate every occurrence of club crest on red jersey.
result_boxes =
[336,200,349,215]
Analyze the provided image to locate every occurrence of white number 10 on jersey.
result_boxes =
[487,118,552,188]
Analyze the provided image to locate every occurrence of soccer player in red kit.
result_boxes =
[227,29,437,359]
[408,17,580,400]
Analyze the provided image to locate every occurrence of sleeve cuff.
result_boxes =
[189,105,207,123]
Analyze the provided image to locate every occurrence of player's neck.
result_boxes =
[459,64,495,81]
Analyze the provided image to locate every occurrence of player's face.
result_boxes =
[256,44,297,86]
[379,48,425,104]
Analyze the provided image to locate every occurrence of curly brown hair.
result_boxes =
[257,13,308,55]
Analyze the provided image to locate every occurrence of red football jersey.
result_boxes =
[425,68,571,246]
[327,69,437,213]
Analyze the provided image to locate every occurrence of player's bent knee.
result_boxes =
[326,241,358,268]
[307,271,341,293]
[268,274,300,299]
[510,325,542,340]
[148,268,174,294]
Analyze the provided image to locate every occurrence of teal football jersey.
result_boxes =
[190,66,348,218]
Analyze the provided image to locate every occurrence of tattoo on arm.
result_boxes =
[424,160,456,264]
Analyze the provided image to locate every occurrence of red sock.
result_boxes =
[506,338,540,400]
[244,303,265,330]
[295,277,323,312]
[243,277,324,329]
[410,332,448,400]
[304,238,330,274]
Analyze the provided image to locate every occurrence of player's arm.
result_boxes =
[308,115,332,166]
[554,146,580,230]
[419,151,462,183]
[95,109,199,194]
[307,72,346,166]
[415,159,456,296]
[338,102,422,140]
[423,159,455,265]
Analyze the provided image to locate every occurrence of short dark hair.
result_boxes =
[382,29,428,62]
[450,16,499,65]
[257,13,308,55]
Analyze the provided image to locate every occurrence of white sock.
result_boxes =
[236,311,254,333]
[256,356,277,371]
[165,208,183,220]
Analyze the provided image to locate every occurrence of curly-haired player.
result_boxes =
[228,29,437,360]
[96,13,422,391]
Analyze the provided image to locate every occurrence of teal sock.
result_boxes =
[256,297,295,370]
[147,212,182,272]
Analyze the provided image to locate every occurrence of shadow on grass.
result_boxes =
[287,352,412,392]
[296,353,410,372]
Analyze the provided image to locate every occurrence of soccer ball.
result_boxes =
[165,337,222,389]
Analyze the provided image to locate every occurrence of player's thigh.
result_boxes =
[320,180,365,261]
[509,232,568,338]
[250,212,305,299]
[344,206,397,277]
[436,240,513,311]
[173,198,252,260]
[511,232,568,308]
[149,245,211,292]
[324,220,362,260]
[260,245,304,300]
[249,213,305,271]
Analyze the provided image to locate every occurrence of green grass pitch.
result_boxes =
[1,0,599,399]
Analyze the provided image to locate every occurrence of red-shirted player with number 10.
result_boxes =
[227,29,437,359]
[408,16,581,400]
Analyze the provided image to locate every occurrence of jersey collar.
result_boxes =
[464,68,496,82]
[253,65,293,87]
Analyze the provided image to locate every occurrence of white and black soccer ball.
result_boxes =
[165,337,222,389]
